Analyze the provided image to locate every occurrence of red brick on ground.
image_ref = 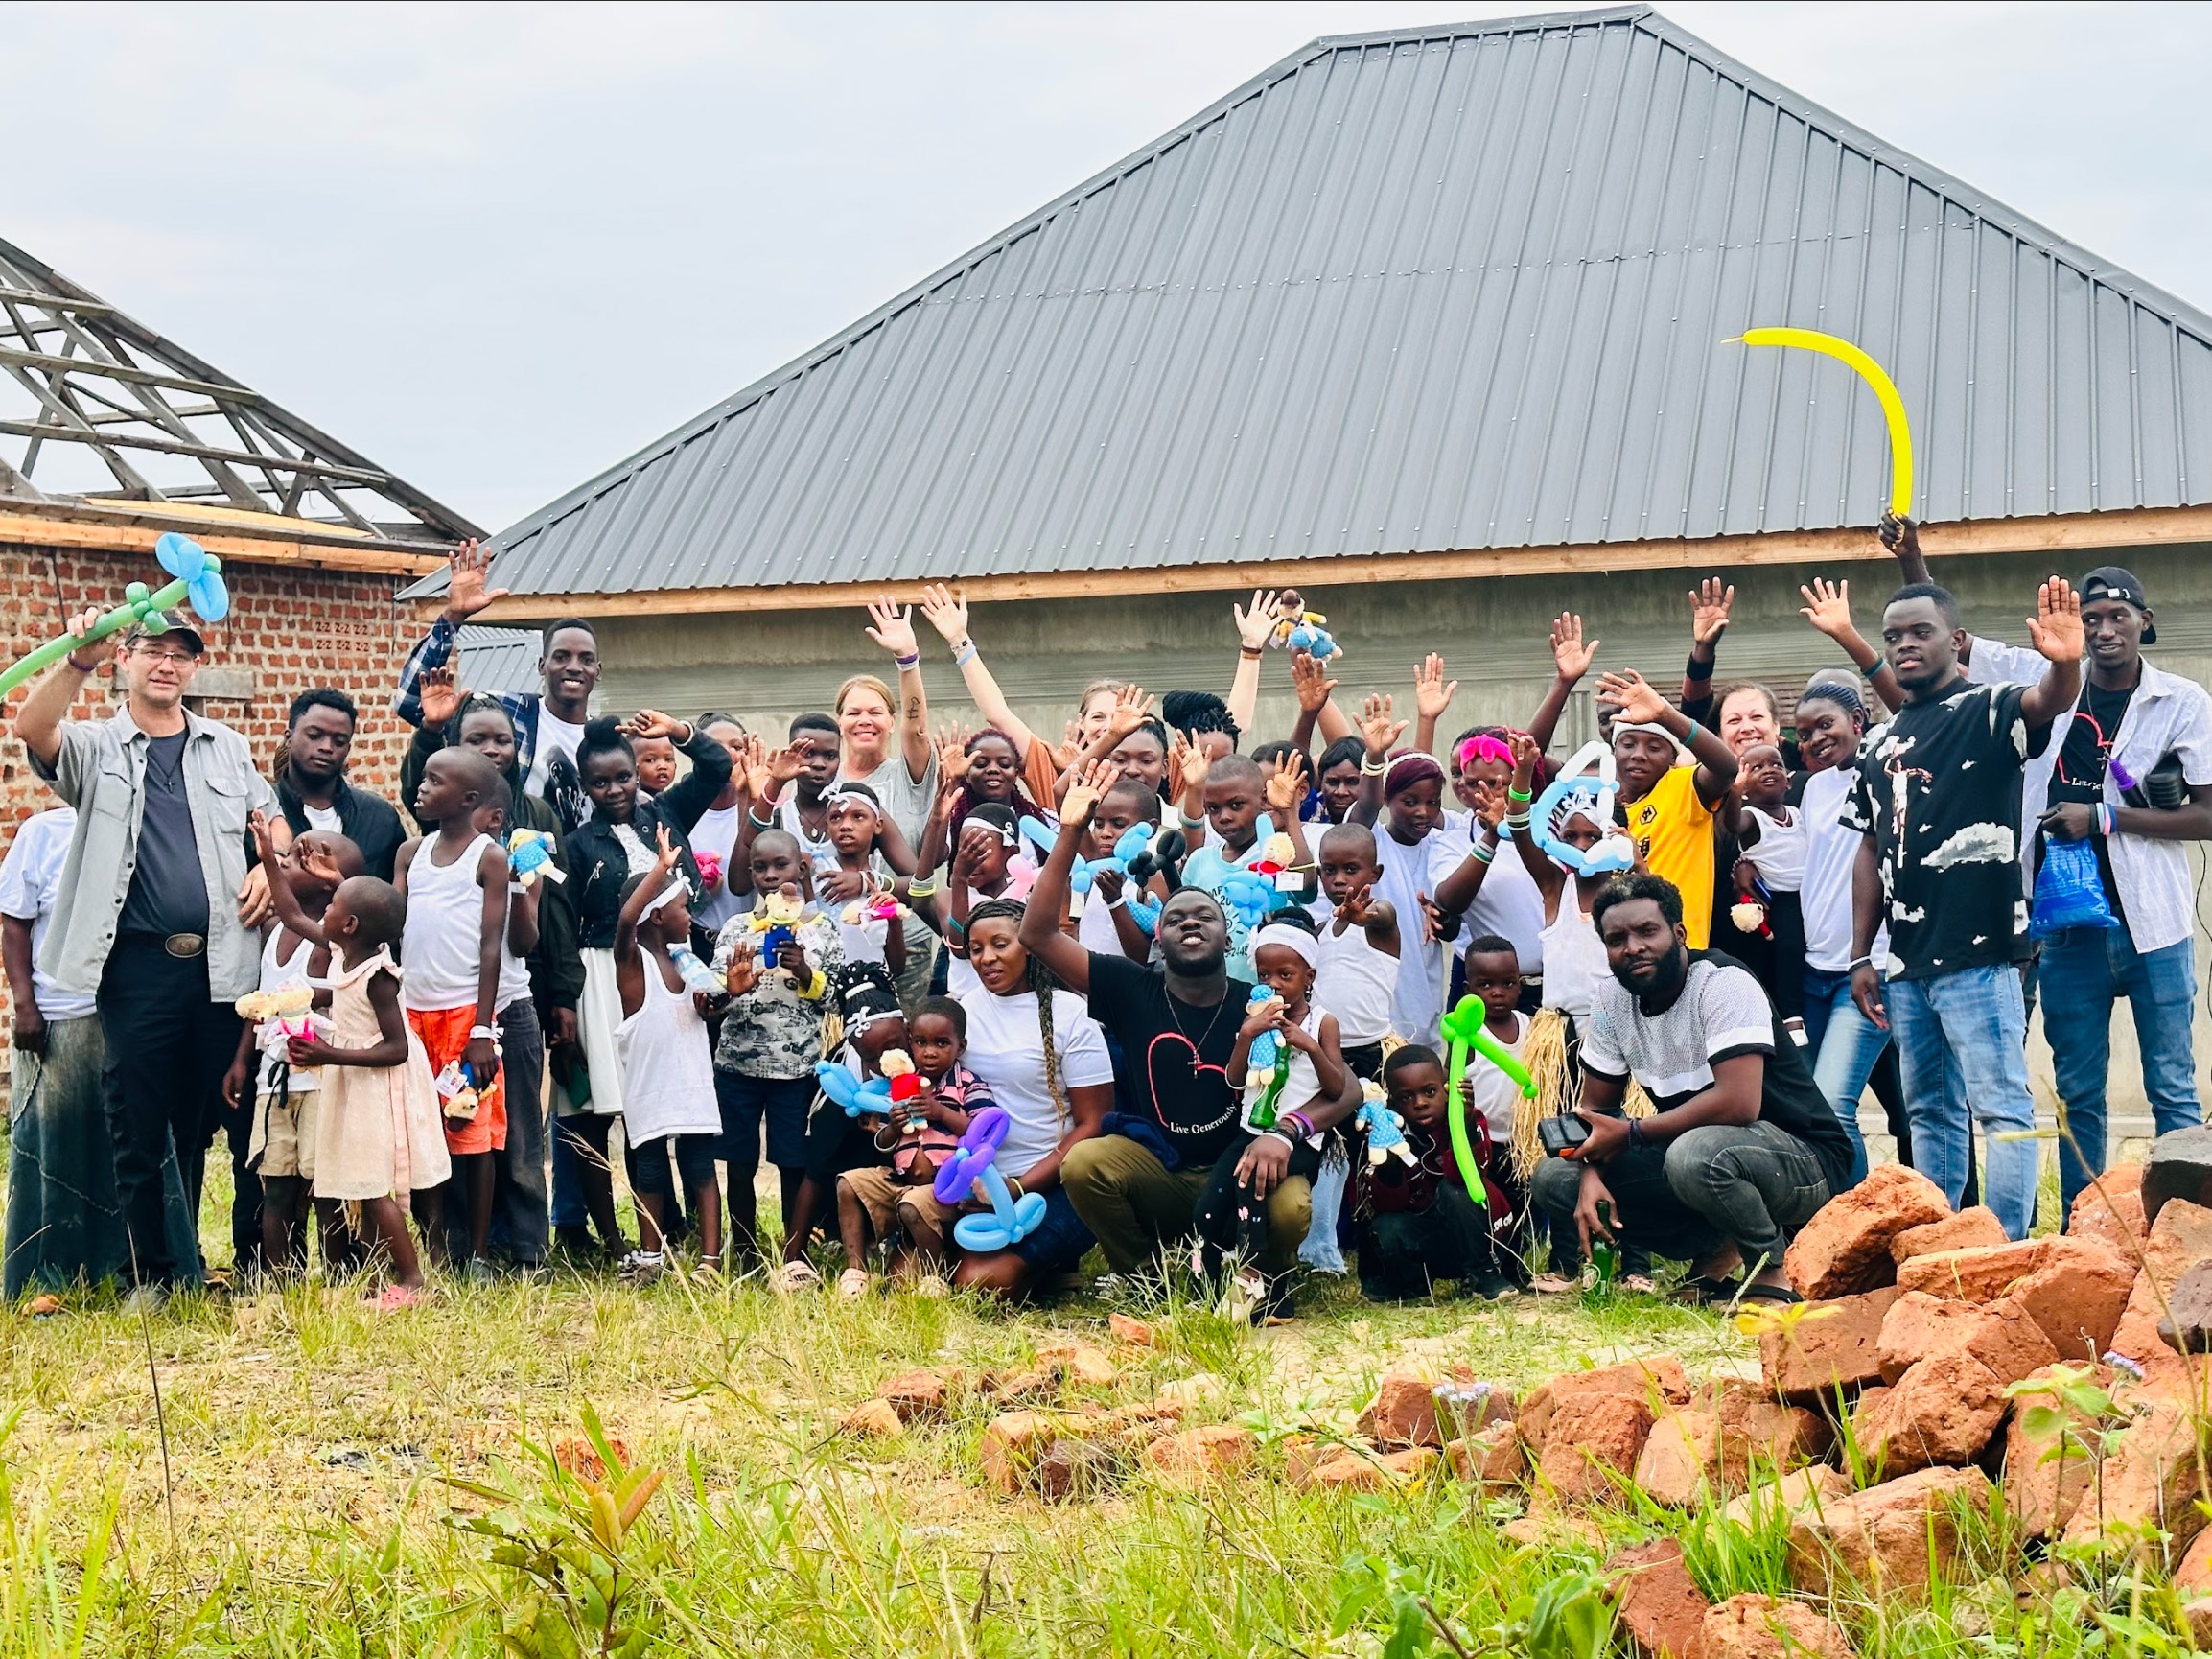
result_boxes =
[1606,1538,1712,1659]
[1851,1350,2006,1476]
[1893,1240,2047,1302]
[1518,1357,1691,1447]
[878,1368,951,1422]
[1787,1465,1994,1596]
[1784,1164,1953,1299]
[1536,1392,1656,1506]
[1759,1287,1899,1403]
[1701,1595,1855,1659]
[1142,1425,1255,1480]
[2061,1398,2208,1564]
[1890,1206,2007,1267]
[1636,1409,1720,1508]
[1446,1422,1526,1490]
[2000,1364,2115,1539]
[980,1412,1057,1492]
[2011,1237,2136,1362]
[2069,1168,2147,1259]
[1358,1372,1444,1448]
[1874,1291,2059,1386]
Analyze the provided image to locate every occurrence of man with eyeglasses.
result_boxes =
[12,606,277,1307]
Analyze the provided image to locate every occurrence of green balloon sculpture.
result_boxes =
[1437,994,1536,1205]
[0,532,230,699]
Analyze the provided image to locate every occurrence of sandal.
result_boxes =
[1734,1280,1802,1306]
[773,1259,823,1293]
[837,1267,872,1299]
[1621,1273,1659,1295]
[368,1284,429,1312]
[1677,1275,1740,1305]
[1528,1273,1577,1296]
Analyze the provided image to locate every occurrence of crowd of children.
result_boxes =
[10,517,2204,1315]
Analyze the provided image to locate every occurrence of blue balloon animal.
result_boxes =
[1019,816,1163,934]
[816,1061,893,1118]
[932,1107,1046,1250]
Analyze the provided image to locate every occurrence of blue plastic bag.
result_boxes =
[2031,835,2117,938]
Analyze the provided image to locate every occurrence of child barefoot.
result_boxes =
[612,827,726,1280]
[224,829,361,1278]
[396,749,512,1278]
[835,995,986,1286]
[254,819,447,1308]
[1313,823,1400,1082]
[1204,911,1346,1320]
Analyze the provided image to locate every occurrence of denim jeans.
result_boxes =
[1803,967,1890,1186]
[1886,964,2038,1239]
[1526,1122,1830,1274]
[2039,924,2203,1215]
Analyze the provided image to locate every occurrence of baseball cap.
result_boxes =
[122,609,208,655]
[2081,567,2155,644]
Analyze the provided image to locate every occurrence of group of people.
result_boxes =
[5,516,2206,1317]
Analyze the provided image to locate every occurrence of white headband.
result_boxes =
[641,875,689,919]
[1614,720,1680,745]
[1252,923,1319,969]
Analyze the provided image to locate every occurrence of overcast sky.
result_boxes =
[9,1,2208,534]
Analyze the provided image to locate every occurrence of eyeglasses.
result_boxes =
[129,645,198,665]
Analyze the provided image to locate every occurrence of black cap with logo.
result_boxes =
[2080,567,2155,645]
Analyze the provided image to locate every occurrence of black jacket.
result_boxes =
[277,770,407,884]
[562,726,733,949]
[401,724,584,1016]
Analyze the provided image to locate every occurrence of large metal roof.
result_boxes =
[434,4,2212,605]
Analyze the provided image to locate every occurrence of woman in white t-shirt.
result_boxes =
[952,899,1115,1298]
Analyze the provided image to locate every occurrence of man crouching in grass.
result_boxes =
[1525,873,1853,1304]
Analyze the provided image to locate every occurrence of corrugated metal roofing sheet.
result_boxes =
[431,4,2212,602]
[454,625,543,698]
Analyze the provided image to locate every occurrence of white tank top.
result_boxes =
[403,833,494,1011]
[616,952,723,1144]
[1316,918,1397,1045]
[1539,895,1609,1021]
[255,929,321,1093]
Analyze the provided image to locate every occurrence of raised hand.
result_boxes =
[1413,653,1459,721]
[2027,576,2084,664]
[441,538,512,627]
[724,943,763,999]
[298,839,347,888]
[1596,668,1667,726]
[1290,649,1338,714]
[1168,733,1208,793]
[621,708,689,742]
[936,725,975,786]
[864,596,920,660]
[417,664,468,729]
[1549,612,1598,681]
[650,822,681,876]
[1688,578,1735,645]
[247,808,281,867]
[1053,719,1082,771]
[1507,730,1544,796]
[1106,683,1154,740]
[1359,692,1407,758]
[763,744,805,786]
[1798,577,1856,642]
[1338,880,1374,927]
[1060,758,1118,827]
[1232,588,1284,651]
[918,582,970,643]
[1263,751,1309,814]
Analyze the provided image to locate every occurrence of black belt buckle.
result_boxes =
[163,933,206,959]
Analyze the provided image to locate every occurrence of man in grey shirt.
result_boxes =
[13,604,275,1299]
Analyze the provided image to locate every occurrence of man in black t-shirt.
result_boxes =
[1842,577,2082,1240]
[1022,767,1362,1312]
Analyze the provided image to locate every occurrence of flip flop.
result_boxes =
[1677,1275,1740,1305]
[1734,1281,1802,1305]
[368,1284,429,1312]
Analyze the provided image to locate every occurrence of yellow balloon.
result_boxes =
[1733,327,1914,518]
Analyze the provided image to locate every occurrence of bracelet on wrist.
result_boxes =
[1503,811,1531,832]
[1360,755,1387,776]
[1686,652,1713,680]
[895,651,921,671]
[1846,955,1874,973]
[1470,841,1496,865]
[952,643,978,667]
[1239,646,1264,660]
[65,650,99,674]
[2097,803,2116,837]
[1683,719,1704,747]
[1626,1117,1648,1149]
[1506,784,1532,804]
[468,1024,500,1042]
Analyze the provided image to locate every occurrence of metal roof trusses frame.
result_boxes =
[0,235,481,545]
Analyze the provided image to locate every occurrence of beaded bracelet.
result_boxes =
[896,651,921,670]
[1503,811,1531,832]
[1470,841,1496,865]
[2097,803,2115,837]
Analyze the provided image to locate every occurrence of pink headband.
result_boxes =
[1455,734,1514,771]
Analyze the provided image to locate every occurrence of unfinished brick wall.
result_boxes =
[0,537,424,835]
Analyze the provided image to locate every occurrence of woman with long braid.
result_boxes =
[950,898,1113,1297]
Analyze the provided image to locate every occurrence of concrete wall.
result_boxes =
[593,538,2212,1143]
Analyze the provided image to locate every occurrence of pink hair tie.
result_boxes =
[1455,734,1514,771]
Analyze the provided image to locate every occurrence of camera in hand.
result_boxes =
[1539,1114,1591,1157]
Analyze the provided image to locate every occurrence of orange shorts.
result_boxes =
[406,1005,509,1155]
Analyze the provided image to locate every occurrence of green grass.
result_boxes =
[0,1157,2200,1656]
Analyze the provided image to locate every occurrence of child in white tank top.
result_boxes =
[1313,823,1402,1081]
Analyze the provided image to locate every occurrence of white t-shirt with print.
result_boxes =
[0,809,96,1021]
[527,708,587,800]
[955,985,1114,1179]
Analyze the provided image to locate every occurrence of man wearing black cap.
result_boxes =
[13,604,277,1305]
[1884,520,2212,1216]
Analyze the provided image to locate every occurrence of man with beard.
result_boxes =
[1526,873,1851,1303]
[1844,576,2083,1240]
[1021,763,1362,1316]
[394,538,599,833]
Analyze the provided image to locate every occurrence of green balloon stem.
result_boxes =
[1439,994,1537,1209]
[0,577,194,698]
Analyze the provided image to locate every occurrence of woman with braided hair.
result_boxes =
[952,898,1114,1297]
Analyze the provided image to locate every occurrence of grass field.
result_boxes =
[0,1161,2193,1658]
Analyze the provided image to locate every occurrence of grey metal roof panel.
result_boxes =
[415,4,2212,603]
[454,625,542,699]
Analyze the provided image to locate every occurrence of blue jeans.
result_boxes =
[1886,964,2038,1240]
[2039,924,2202,1215]
[1803,967,1889,1186]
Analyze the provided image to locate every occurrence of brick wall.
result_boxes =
[0,537,423,836]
